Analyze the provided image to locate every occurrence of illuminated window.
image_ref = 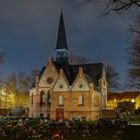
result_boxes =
[59,95,64,105]
[78,95,84,105]
[40,91,45,104]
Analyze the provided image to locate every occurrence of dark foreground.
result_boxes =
[0,118,140,140]
[0,136,120,140]
[0,125,140,140]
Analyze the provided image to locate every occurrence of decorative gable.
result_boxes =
[39,58,59,87]
[72,67,90,91]
[53,69,69,92]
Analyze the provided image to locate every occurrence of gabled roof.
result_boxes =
[84,73,93,83]
[38,66,46,80]
[55,12,68,50]
[38,60,104,89]
[53,61,74,84]
[53,61,104,87]
[70,63,103,89]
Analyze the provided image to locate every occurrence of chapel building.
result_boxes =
[29,13,107,121]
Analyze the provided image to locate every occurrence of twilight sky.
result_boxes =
[0,0,133,89]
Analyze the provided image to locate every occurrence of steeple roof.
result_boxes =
[56,12,68,50]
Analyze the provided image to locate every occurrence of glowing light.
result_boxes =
[131,99,135,103]
[114,98,117,102]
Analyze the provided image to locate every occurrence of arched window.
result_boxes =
[59,95,64,106]
[40,91,45,104]
[78,95,84,105]
[94,95,99,107]
[31,93,33,105]
[47,90,51,106]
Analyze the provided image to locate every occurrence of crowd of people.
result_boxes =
[0,117,128,139]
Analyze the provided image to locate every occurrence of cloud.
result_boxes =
[0,0,133,85]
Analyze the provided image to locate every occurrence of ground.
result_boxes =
[0,117,140,140]
[1,126,140,140]
[0,136,121,140]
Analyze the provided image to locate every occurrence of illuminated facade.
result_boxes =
[29,13,107,121]
[107,91,140,110]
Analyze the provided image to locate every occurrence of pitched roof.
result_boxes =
[71,63,103,87]
[53,61,74,84]
[38,66,46,80]
[38,60,104,90]
[53,61,103,87]
[84,73,93,83]
[55,12,68,50]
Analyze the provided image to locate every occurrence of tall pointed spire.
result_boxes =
[56,11,68,50]
[55,11,69,64]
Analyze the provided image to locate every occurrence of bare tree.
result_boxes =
[0,74,17,108]
[0,69,39,109]
[81,0,140,14]
[127,15,140,89]
[17,71,29,94]
[69,51,90,64]
[26,69,39,88]
[105,64,120,90]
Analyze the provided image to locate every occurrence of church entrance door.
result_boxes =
[56,108,64,120]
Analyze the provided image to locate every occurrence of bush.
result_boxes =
[28,119,40,128]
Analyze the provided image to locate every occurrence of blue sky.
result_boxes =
[0,0,133,89]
